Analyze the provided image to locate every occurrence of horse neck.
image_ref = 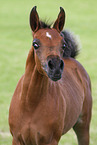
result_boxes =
[20,47,49,110]
[27,65,49,106]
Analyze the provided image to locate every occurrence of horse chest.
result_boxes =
[17,122,53,145]
[14,96,65,145]
[16,112,63,144]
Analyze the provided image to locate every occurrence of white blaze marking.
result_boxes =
[46,32,52,39]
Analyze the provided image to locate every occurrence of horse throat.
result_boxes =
[20,48,49,110]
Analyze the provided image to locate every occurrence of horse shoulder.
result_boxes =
[9,75,24,133]
[61,58,91,132]
[64,58,91,87]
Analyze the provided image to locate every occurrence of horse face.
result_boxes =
[33,29,65,81]
[30,6,65,81]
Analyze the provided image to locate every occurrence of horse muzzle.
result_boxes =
[47,55,64,81]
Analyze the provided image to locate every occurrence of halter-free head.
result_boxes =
[30,6,66,81]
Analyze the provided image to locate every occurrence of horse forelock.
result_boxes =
[40,21,52,29]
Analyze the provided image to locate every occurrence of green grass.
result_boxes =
[0,0,97,144]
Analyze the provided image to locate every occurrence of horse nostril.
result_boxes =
[48,60,54,70]
[60,60,64,70]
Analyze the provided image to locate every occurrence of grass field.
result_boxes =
[0,0,97,144]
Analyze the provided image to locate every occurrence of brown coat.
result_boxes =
[9,6,92,145]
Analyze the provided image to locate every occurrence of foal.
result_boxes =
[9,6,92,145]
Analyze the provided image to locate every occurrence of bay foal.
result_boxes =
[9,6,92,145]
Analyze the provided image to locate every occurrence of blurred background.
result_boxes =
[0,0,97,144]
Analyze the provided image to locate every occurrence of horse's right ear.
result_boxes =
[30,6,40,32]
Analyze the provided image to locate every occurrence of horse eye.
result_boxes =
[62,43,66,49]
[33,42,39,49]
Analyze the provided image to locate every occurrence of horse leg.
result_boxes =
[12,138,19,145]
[73,121,90,145]
[48,139,58,145]
[73,95,92,145]
[12,137,24,145]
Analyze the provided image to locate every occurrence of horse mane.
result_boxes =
[61,30,80,58]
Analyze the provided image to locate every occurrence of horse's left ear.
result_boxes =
[53,7,65,32]
[30,6,40,32]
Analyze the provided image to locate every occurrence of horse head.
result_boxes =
[30,6,66,81]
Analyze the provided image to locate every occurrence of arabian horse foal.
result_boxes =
[9,6,92,145]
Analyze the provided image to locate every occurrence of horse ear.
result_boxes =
[53,7,65,32]
[30,6,40,32]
